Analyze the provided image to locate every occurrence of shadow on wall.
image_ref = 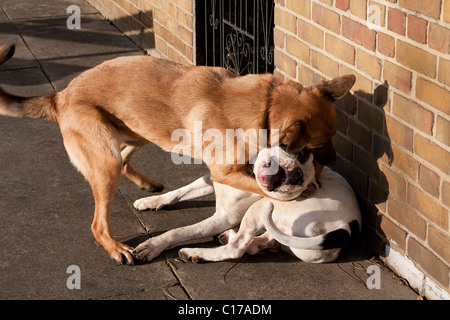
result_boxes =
[331,81,393,250]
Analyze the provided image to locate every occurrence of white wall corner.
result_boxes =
[384,245,450,300]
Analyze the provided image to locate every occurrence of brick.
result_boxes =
[439,57,450,87]
[298,64,323,87]
[286,35,310,63]
[368,1,386,29]
[155,34,168,56]
[340,161,368,195]
[419,165,440,198]
[312,3,341,34]
[416,78,450,114]
[342,16,376,51]
[407,15,427,44]
[298,19,324,49]
[408,237,449,287]
[436,116,450,147]
[274,27,285,49]
[415,133,450,175]
[387,197,426,240]
[392,93,434,135]
[396,40,437,78]
[274,50,297,78]
[399,0,442,19]
[378,32,395,57]
[408,183,448,229]
[429,23,450,54]
[332,132,353,161]
[429,227,450,263]
[178,0,193,12]
[275,7,297,33]
[358,100,384,134]
[380,164,407,201]
[369,178,388,211]
[286,0,311,18]
[311,50,339,78]
[340,65,373,94]
[445,0,450,23]
[178,25,193,46]
[373,133,392,165]
[335,0,350,11]
[325,34,355,65]
[442,180,450,207]
[353,146,380,178]
[335,108,349,134]
[388,8,406,35]
[390,144,418,179]
[383,60,411,93]
[348,118,371,152]
[385,115,413,151]
[379,215,407,251]
[356,49,381,79]
[350,0,366,20]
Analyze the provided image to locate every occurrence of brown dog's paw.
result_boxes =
[108,243,135,265]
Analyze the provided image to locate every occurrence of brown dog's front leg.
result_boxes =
[211,166,267,197]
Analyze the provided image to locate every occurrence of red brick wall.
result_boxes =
[274,0,449,295]
[87,0,194,65]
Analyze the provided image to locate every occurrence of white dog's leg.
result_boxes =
[134,207,243,261]
[179,201,274,262]
[245,232,280,255]
[133,175,214,210]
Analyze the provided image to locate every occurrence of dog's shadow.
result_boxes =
[333,81,393,249]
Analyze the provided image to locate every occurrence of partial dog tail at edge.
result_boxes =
[0,44,57,122]
[262,202,359,251]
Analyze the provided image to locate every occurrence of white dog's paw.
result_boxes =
[216,229,237,245]
[178,248,204,263]
[133,195,166,211]
[133,239,165,261]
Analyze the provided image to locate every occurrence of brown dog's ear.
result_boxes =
[317,74,356,101]
[311,140,336,165]
[285,122,308,153]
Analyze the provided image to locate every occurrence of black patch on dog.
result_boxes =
[320,220,360,254]
[320,228,350,250]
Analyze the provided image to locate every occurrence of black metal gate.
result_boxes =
[196,0,275,75]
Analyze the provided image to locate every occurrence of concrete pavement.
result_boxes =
[0,0,418,301]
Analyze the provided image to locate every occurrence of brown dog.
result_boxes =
[0,44,355,264]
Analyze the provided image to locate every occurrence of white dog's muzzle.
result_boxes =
[253,147,316,201]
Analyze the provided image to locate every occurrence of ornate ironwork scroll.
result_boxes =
[197,0,275,75]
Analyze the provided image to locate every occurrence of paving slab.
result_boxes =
[0,0,419,301]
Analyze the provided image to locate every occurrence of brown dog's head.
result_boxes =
[268,74,356,157]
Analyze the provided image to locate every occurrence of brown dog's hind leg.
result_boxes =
[120,145,164,192]
[61,124,135,265]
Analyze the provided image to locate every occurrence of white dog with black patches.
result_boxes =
[133,146,361,263]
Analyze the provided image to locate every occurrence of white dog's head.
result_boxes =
[252,146,318,200]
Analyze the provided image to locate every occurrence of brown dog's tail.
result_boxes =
[0,44,57,121]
